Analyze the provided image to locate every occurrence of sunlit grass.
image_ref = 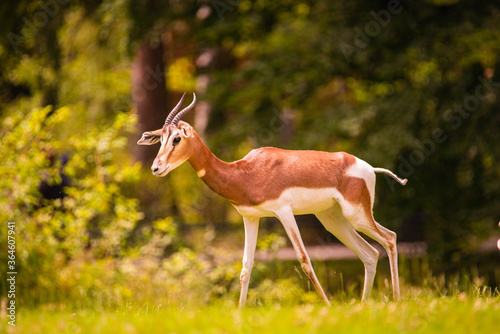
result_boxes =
[4,294,499,334]
[2,253,499,334]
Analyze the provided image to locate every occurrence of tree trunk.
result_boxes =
[132,38,168,165]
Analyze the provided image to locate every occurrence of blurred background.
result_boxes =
[0,0,499,308]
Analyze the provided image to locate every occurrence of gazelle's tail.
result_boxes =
[373,168,408,186]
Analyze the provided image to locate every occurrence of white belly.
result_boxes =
[234,187,341,218]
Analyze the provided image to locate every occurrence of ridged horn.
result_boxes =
[172,93,196,126]
[164,92,186,125]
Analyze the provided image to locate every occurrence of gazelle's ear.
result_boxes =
[179,122,195,138]
[137,129,162,145]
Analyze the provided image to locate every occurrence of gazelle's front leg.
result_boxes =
[275,208,331,306]
[238,216,259,308]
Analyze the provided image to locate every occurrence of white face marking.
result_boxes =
[152,128,189,176]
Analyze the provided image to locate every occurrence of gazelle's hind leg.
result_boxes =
[341,167,401,300]
[351,216,400,300]
[315,205,379,301]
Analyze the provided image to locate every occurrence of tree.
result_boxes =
[131,37,168,164]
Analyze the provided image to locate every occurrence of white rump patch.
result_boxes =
[345,157,376,206]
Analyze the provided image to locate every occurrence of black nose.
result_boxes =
[152,167,159,173]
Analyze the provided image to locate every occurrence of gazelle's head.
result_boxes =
[137,93,197,176]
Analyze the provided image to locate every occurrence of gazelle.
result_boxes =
[138,93,407,307]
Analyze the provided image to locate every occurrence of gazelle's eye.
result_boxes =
[173,137,181,145]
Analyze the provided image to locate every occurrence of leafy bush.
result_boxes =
[0,106,147,305]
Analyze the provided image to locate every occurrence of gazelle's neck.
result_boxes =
[187,134,240,202]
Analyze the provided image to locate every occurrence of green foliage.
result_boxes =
[0,106,150,304]
[57,4,132,120]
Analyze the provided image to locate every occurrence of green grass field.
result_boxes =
[3,295,499,334]
[2,254,499,333]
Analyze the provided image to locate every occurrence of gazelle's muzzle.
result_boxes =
[151,161,170,176]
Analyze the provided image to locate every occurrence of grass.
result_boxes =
[2,253,499,333]
[2,294,499,334]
